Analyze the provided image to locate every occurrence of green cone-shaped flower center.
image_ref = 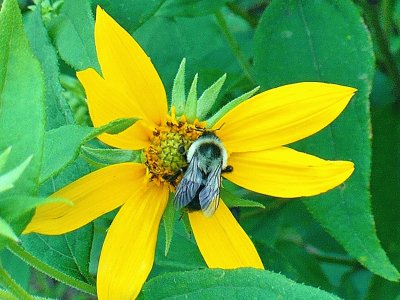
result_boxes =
[144,114,206,186]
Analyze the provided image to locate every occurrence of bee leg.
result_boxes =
[163,166,188,186]
[222,165,233,173]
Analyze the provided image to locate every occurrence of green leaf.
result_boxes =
[197,73,226,120]
[0,155,32,193]
[206,86,259,128]
[81,146,141,166]
[254,242,300,282]
[162,194,175,256]
[220,188,265,209]
[153,221,205,276]
[171,58,186,116]
[40,118,138,183]
[0,0,45,196]
[0,218,18,243]
[60,74,91,126]
[0,147,11,172]
[158,0,230,17]
[102,117,138,135]
[1,249,31,294]
[0,196,69,221]
[134,13,247,98]
[39,125,93,184]
[91,0,166,32]
[274,240,332,291]
[184,73,198,122]
[23,7,74,130]
[48,0,100,71]
[0,263,34,300]
[367,275,400,300]
[20,223,95,286]
[0,288,19,300]
[143,268,342,299]
[367,73,400,299]
[20,160,96,295]
[253,0,399,281]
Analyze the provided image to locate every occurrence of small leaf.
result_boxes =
[197,73,226,120]
[221,188,265,209]
[0,217,18,243]
[0,196,70,221]
[0,147,11,172]
[0,156,32,193]
[184,73,198,122]
[206,86,260,128]
[171,58,186,116]
[60,74,90,126]
[99,117,138,135]
[23,7,74,130]
[81,146,141,166]
[163,194,175,256]
[143,268,342,299]
[48,0,100,71]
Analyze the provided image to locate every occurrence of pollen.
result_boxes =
[144,108,206,186]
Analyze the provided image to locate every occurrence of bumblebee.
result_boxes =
[174,132,233,216]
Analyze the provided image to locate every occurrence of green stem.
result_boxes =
[381,0,395,36]
[7,243,96,296]
[214,11,256,85]
[283,237,361,267]
[240,199,290,220]
[226,3,258,28]
[0,263,35,300]
[359,0,400,98]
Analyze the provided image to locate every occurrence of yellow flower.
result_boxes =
[24,6,355,300]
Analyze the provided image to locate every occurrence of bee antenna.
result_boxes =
[212,123,226,131]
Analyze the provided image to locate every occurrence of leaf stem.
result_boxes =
[283,237,362,267]
[225,3,258,28]
[358,0,400,98]
[7,242,96,296]
[214,11,256,85]
[0,263,35,300]
[381,0,396,35]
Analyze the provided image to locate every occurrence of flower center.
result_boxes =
[144,112,206,186]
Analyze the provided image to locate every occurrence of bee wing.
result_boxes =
[199,161,222,217]
[174,154,203,210]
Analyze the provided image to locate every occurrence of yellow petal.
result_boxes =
[94,6,167,126]
[224,147,354,198]
[189,201,264,269]
[77,68,152,150]
[214,82,356,152]
[97,183,168,300]
[23,163,146,235]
